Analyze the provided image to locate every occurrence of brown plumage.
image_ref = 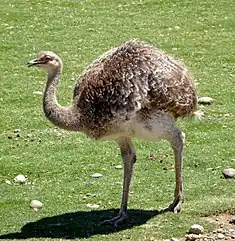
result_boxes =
[28,39,198,226]
[73,40,197,138]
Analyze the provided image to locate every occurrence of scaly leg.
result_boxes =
[101,137,136,227]
[166,128,185,213]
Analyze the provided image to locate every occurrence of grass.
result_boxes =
[0,0,235,240]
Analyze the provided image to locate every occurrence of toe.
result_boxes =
[100,212,128,227]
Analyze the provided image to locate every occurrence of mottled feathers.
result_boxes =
[73,40,197,132]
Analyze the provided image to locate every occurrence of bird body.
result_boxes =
[28,39,198,226]
[73,40,196,139]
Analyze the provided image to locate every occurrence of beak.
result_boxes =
[27,59,39,67]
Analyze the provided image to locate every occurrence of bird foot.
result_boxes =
[162,198,184,213]
[167,201,182,213]
[100,211,128,227]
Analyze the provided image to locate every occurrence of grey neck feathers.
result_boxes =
[43,68,81,131]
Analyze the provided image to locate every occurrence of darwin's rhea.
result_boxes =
[28,39,197,226]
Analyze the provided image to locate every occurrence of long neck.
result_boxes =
[43,67,82,131]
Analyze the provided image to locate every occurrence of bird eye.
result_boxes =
[45,56,52,61]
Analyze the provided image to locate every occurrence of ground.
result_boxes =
[174,213,235,241]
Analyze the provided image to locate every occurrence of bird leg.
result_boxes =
[166,128,185,213]
[101,137,136,227]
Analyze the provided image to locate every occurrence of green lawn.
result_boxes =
[0,0,235,240]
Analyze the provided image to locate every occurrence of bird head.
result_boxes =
[27,51,62,71]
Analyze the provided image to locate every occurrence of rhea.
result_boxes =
[28,39,198,226]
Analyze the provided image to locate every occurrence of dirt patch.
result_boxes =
[203,213,235,230]
[199,213,235,240]
[175,213,235,241]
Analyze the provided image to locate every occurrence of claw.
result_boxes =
[100,211,128,227]
[165,197,184,213]
[167,202,182,213]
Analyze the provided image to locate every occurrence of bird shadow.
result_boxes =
[0,208,162,239]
